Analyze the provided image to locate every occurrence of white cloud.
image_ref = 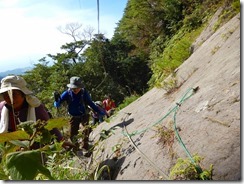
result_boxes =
[0,0,125,72]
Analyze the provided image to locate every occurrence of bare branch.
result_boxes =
[57,22,83,42]
[81,26,95,41]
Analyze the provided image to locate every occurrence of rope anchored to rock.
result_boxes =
[122,86,203,179]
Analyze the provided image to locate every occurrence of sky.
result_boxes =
[0,0,128,72]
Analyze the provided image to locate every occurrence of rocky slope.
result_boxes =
[89,11,240,180]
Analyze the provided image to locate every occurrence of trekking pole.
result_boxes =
[53,91,61,118]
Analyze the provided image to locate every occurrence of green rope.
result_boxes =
[172,88,203,173]
[122,87,203,173]
[123,123,169,179]
[122,87,195,137]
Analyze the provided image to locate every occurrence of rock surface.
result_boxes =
[89,12,240,181]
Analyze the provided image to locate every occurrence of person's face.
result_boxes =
[71,88,81,94]
[2,90,25,110]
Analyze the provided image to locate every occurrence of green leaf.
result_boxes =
[0,131,29,143]
[6,150,54,180]
[45,118,69,130]
[9,140,29,148]
[94,165,110,180]
[17,120,35,135]
[0,164,9,180]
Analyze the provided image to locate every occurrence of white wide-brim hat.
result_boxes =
[0,76,40,107]
[0,75,33,95]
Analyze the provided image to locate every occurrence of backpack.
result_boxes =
[67,88,89,114]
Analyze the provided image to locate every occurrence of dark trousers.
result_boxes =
[69,114,91,150]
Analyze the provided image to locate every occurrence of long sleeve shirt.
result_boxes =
[54,88,104,117]
[103,98,116,111]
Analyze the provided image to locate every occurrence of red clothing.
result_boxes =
[103,99,116,111]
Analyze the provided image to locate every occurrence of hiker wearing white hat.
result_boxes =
[0,75,74,149]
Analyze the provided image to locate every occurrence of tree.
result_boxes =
[50,22,95,64]
[23,58,53,108]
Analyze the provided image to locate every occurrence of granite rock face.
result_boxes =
[90,12,240,181]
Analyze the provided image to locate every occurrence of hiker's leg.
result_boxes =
[81,114,91,150]
[70,117,80,143]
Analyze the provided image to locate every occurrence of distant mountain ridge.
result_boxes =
[0,67,32,80]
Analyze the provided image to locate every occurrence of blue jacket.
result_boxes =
[54,88,104,117]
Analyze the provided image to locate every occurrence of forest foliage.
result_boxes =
[0,0,240,180]
[20,0,239,115]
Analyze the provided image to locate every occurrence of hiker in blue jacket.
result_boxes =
[54,76,105,151]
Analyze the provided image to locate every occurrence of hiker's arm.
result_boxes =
[54,91,68,108]
[85,91,105,115]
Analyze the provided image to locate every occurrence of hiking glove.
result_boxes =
[53,91,60,102]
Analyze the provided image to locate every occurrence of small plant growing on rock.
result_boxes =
[112,144,122,158]
[169,154,213,180]
[156,125,175,152]
[154,124,176,159]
